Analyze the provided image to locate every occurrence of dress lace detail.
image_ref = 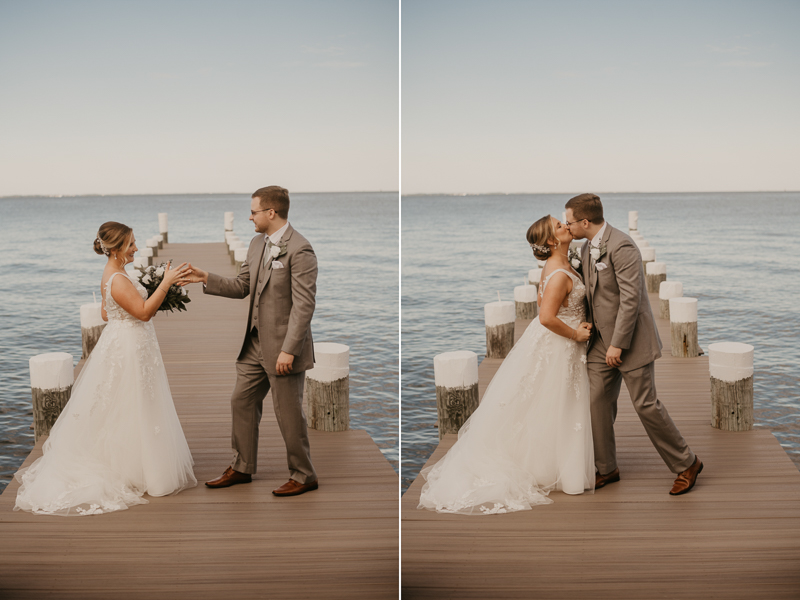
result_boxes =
[14,271,196,516]
[418,262,593,515]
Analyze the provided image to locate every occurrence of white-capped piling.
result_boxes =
[234,247,248,273]
[433,350,479,438]
[537,259,547,268]
[629,211,638,232]
[514,285,538,319]
[709,342,754,431]
[670,297,700,357]
[305,342,349,432]
[80,303,106,359]
[659,281,683,319]
[29,353,74,441]
[132,256,148,270]
[528,268,542,291]
[156,234,164,250]
[484,300,516,358]
[635,237,650,249]
[158,213,169,243]
[139,247,154,266]
[224,212,234,240]
[646,261,667,293]
[146,238,159,258]
[230,240,246,264]
[641,247,656,272]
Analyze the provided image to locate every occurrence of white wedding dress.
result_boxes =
[14,272,197,516]
[418,268,594,514]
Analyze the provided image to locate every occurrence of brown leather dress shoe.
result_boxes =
[272,479,319,497]
[669,456,703,495]
[205,466,252,488]
[595,468,621,489]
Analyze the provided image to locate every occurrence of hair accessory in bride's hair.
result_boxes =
[96,235,109,255]
[530,242,550,256]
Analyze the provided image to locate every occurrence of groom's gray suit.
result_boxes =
[204,223,317,484]
[582,223,695,475]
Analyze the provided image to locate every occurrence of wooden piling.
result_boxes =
[710,342,754,431]
[305,342,350,432]
[670,297,700,358]
[29,353,74,442]
[434,351,479,438]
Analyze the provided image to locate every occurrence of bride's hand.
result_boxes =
[161,262,190,288]
[574,322,592,343]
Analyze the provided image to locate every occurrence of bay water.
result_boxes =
[0,192,399,492]
[401,192,800,493]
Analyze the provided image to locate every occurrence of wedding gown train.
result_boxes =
[418,268,594,515]
[14,271,196,516]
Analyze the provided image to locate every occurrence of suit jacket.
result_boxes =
[204,224,316,375]
[582,223,661,372]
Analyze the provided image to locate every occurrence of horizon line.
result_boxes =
[0,190,400,199]
[401,189,800,196]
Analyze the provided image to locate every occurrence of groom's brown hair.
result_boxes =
[565,193,603,224]
[253,186,290,220]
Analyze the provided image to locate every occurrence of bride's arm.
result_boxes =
[539,273,591,342]
[110,262,188,322]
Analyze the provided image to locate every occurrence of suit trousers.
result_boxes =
[587,340,695,476]
[228,328,317,484]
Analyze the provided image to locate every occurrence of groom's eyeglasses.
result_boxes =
[250,208,274,216]
[564,219,586,228]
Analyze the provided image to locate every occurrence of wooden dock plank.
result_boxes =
[402,292,800,599]
[0,241,398,599]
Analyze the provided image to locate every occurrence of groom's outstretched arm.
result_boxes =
[185,260,251,300]
[610,238,643,351]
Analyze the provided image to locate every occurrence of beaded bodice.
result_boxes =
[104,272,147,324]
[540,268,586,324]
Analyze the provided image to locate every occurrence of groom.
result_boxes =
[186,185,318,496]
[564,193,703,495]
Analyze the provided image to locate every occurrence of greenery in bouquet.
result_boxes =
[134,263,191,313]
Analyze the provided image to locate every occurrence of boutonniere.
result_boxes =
[568,247,583,272]
[590,242,607,263]
[268,243,287,260]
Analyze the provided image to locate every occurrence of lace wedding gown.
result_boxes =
[418,268,594,514]
[14,272,197,516]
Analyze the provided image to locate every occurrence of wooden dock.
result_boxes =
[0,241,398,599]
[402,292,800,599]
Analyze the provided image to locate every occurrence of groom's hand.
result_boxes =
[183,263,209,285]
[606,345,623,368]
[276,351,295,376]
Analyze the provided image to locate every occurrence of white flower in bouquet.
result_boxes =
[155,266,165,277]
[142,274,152,284]
[181,287,188,296]
[571,257,581,270]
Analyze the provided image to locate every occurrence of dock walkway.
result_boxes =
[402,291,800,599]
[0,242,398,599]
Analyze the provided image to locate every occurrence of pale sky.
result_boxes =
[0,0,398,196]
[402,0,800,194]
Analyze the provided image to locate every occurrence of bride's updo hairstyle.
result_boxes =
[526,215,559,261]
[94,221,133,260]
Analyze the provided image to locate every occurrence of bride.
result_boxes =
[14,221,197,516]
[418,215,595,514]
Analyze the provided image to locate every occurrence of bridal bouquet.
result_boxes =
[135,263,191,313]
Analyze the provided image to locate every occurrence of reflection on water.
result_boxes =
[0,193,398,492]
[401,193,800,493]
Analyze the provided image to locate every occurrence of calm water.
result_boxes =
[0,192,398,493]
[401,192,800,493]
